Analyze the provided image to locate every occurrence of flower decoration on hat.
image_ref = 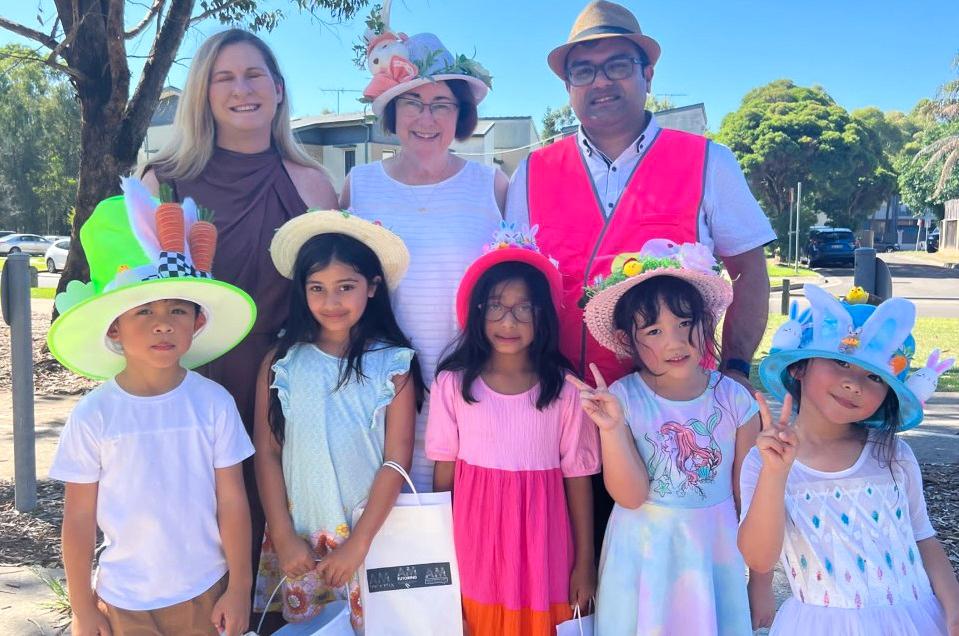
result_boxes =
[585,239,722,300]
[352,0,492,115]
[484,221,542,254]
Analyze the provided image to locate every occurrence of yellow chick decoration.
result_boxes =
[623,259,643,277]
[845,286,869,305]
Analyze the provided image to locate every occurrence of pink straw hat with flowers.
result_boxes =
[583,239,733,358]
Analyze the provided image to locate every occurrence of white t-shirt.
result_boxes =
[49,371,254,610]
[740,437,937,612]
[506,116,776,258]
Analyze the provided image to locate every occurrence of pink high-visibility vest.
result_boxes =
[528,129,708,382]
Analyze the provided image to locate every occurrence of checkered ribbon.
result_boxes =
[146,251,212,280]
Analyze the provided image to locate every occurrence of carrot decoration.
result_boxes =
[189,206,217,273]
[158,182,176,204]
[155,202,185,253]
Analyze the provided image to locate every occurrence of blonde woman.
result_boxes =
[139,28,336,611]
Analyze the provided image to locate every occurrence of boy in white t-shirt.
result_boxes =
[47,179,258,635]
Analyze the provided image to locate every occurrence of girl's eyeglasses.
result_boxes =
[480,301,535,323]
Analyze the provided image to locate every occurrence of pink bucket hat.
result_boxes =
[583,239,733,357]
[456,223,563,329]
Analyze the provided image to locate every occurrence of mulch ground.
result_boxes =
[0,306,97,395]
[2,466,957,575]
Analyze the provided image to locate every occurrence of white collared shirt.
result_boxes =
[505,114,776,258]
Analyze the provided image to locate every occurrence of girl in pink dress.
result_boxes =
[425,225,601,636]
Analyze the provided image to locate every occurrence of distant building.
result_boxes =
[138,86,181,165]
[559,102,709,139]
[941,199,958,251]
[864,196,937,248]
[291,112,540,190]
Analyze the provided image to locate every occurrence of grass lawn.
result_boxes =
[30,287,56,299]
[0,257,56,300]
[767,260,818,286]
[907,248,959,266]
[0,256,47,270]
[747,314,959,392]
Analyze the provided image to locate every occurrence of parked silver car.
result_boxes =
[44,239,70,272]
[0,233,53,256]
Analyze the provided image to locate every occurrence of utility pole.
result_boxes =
[795,182,802,272]
[787,188,795,263]
[318,88,364,114]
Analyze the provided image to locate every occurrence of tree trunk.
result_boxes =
[54,0,196,311]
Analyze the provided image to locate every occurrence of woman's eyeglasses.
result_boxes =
[396,97,460,119]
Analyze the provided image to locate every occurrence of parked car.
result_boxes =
[0,233,53,256]
[927,228,940,253]
[873,238,900,253]
[43,234,69,243]
[0,230,14,239]
[44,239,70,272]
[803,227,857,268]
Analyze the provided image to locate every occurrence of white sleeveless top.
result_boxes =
[349,159,502,491]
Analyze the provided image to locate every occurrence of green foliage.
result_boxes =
[351,3,384,69]
[898,55,959,215]
[897,120,959,216]
[716,80,893,239]
[646,95,674,112]
[541,105,576,142]
[0,44,79,233]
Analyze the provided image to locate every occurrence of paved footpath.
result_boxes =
[2,390,957,634]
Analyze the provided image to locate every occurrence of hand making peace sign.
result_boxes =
[754,392,799,474]
[566,363,626,432]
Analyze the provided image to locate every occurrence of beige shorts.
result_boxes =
[99,574,228,636]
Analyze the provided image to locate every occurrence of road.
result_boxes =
[768,251,959,318]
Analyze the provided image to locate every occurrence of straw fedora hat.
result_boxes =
[548,1,661,80]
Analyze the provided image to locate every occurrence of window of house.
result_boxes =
[344,149,356,176]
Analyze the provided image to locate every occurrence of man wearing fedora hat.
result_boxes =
[507,0,775,390]
[506,1,777,625]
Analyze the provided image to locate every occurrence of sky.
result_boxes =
[2,1,958,132]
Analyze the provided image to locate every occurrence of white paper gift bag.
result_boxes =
[555,604,594,636]
[352,461,463,636]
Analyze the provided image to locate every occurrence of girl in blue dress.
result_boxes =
[251,211,424,630]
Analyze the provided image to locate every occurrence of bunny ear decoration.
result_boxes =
[121,176,161,263]
[924,349,956,374]
[804,285,853,351]
[758,283,927,430]
[855,298,916,366]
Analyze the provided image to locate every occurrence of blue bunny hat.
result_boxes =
[758,285,934,429]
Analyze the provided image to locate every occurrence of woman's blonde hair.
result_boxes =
[139,28,322,181]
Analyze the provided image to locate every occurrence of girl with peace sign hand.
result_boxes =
[739,288,959,635]
[576,251,762,636]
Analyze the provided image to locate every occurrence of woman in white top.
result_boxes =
[341,15,505,491]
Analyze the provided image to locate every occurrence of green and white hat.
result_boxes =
[47,177,256,380]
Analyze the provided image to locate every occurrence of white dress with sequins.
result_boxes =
[740,437,947,635]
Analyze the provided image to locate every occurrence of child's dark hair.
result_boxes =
[612,275,721,373]
[437,261,573,410]
[268,233,424,444]
[784,359,902,466]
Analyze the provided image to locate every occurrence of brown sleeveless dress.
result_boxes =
[163,145,308,579]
